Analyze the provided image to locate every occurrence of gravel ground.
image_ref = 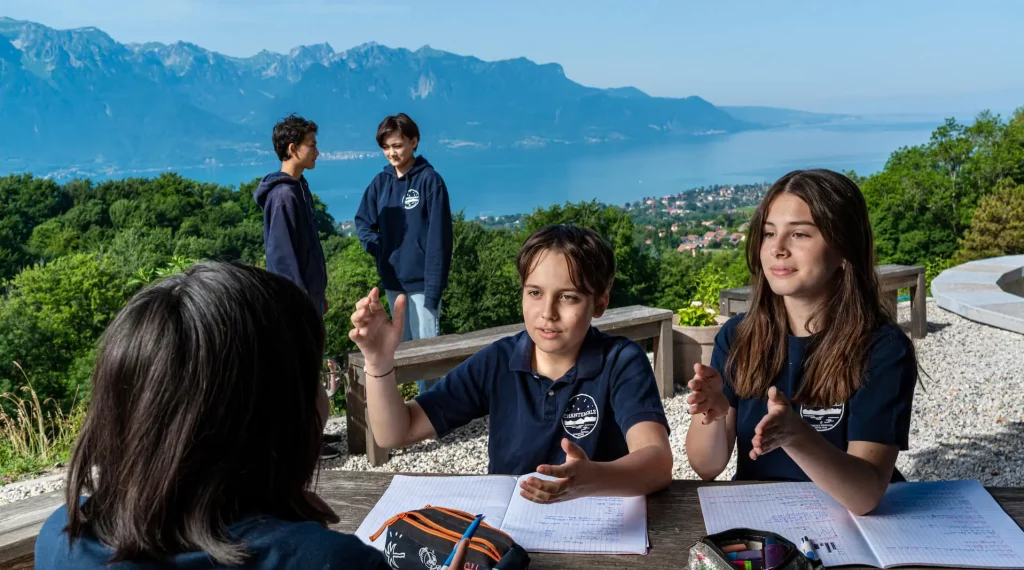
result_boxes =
[3,300,1022,507]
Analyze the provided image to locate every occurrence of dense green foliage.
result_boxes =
[860,109,1024,268]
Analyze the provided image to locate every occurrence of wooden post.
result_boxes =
[882,289,898,320]
[344,366,365,456]
[655,317,674,398]
[911,270,927,339]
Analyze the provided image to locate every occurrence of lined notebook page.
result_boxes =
[854,480,1024,569]
[698,483,878,567]
[354,475,518,548]
[498,473,648,554]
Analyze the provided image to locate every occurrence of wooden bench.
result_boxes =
[345,305,674,466]
[719,264,927,338]
[0,490,61,569]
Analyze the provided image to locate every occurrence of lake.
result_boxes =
[166,121,940,222]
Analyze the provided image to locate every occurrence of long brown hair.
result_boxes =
[65,262,329,564]
[726,169,901,407]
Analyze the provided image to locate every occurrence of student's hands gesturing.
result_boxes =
[520,438,595,504]
[686,363,731,424]
[349,287,405,370]
[750,387,802,459]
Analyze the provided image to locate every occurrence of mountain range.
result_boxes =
[0,18,843,174]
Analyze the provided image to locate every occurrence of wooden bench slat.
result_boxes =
[0,490,63,564]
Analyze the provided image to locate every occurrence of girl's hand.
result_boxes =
[751,387,802,459]
[687,363,731,424]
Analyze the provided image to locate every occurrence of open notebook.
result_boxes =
[354,473,648,554]
[699,480,1024,569]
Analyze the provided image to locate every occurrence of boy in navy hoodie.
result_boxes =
[355,113,453,395]
[254,114,335,459]
[255,114,328,313]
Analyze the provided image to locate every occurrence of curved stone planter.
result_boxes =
[931,255,1024,334]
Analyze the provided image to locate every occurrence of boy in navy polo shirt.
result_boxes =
[685,170,917,516]
[349,225,673,503]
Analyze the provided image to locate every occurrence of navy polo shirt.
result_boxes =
[712,314,917,483]
[415,327,670,475]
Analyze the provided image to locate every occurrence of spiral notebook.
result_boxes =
[354,473,648,555]
[699,480,1024,568]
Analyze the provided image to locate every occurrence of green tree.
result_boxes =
[0,175,71,280]
[522,201,658,307]
[0,254,129,404]
[442,215,522,334]
[862,110,1024,265]
[322,238,381,362]
[960,179,1024,260]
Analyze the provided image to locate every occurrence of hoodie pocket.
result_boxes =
[388,240,427,284]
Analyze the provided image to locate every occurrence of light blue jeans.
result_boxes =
[385,290,441,394]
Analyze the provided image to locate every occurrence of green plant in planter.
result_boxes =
[676,265,729,327]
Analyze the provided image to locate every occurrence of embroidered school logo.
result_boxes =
[799,403,845,432]
[562,394,599,439]
[403,188,420,209]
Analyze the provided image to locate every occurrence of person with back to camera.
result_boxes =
[34,261,471,569]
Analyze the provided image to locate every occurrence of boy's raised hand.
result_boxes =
[349,288,405,367]
[687,363,730,424]
[520,438,595,504]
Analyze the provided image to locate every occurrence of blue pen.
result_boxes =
[440,514,484,570]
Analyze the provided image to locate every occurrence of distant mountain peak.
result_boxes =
[289,42,335,57]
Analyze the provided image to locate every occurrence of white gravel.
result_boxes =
[4,300,1023,507]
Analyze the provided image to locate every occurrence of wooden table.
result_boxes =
[4,472,1023,569]
[346,305,675,466]
[719,264,928,339]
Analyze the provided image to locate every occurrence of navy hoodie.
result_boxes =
[354,156,453,310]
[254,172,327,312]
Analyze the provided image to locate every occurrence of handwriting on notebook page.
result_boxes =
[501,476,647,554]
[698,483,878,568]
[852,480,1024,568]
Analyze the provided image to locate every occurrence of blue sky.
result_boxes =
[4,0,1023,115]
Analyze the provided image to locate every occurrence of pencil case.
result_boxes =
[370,505,531,569]
[689,528,824,570]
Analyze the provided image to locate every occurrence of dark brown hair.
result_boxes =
[516,225,615,297]
[272,113,318,161]
[64,262,328,565]
[375,113,420,149]
[726,169,910,407]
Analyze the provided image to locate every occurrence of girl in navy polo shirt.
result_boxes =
[685,169,917,516]
[350,225,673,504]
